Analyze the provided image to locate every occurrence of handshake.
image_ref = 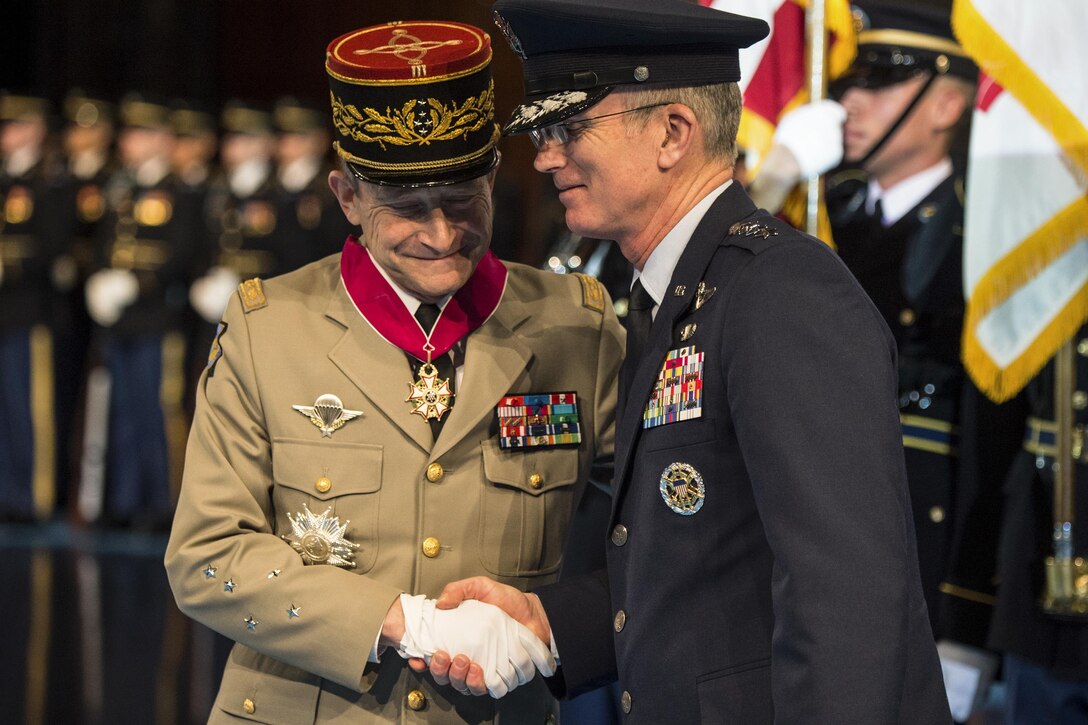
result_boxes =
[384,577,553,698]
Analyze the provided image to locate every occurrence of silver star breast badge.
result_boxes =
[282,505,360,568]
[293,394,363,437]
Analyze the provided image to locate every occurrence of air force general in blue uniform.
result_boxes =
[481,0,954,722]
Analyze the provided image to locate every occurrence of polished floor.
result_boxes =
[1,519,1010,725]
[1,520,232,725]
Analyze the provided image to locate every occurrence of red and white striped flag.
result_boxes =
[953,0,1088,402]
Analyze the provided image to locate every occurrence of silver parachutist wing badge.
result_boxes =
[293,394,363,437]
[283,505,360,567]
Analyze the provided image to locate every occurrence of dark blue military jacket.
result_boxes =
[539,183,951,724]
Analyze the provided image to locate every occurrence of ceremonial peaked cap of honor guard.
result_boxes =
[274,96,325,135]
[490,0,769,135]
[830,2,978,96]
[64,90,114,129]
[221,100,274,136]
[325,21,501,187]
[0,92,51,123]
[119,93,172,130]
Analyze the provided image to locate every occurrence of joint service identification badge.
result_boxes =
[660,462,705,515]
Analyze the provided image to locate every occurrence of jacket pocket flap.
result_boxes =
[272,437,382,500]
[481,439,578,496]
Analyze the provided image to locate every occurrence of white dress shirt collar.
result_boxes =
[866,158,952,226]
[633,180,733,315]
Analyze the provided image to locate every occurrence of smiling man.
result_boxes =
[428,0,952,721]
[165,19,624,724]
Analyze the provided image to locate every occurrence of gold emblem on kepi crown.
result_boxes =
[406,362,454,421]
[293,394,363,437]
[660,462,705,515]
[283,505,360,567]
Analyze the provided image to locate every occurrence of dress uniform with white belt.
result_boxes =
[165,21,623,723]
[82,94,201,526]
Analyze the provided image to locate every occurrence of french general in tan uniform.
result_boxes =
[165,19,623,725]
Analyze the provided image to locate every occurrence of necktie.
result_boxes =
[870,198,885,231]
[412,303,457,441]
[621,279,655,396]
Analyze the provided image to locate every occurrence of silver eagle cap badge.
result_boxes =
[293,394,363,437]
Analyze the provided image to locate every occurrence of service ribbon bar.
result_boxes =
[643,346,704,429]
[497,392,582,449]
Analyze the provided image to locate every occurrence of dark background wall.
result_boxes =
[0,0,953,263]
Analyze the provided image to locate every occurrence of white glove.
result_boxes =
[85,269,139,327]
[397,593,556,698]
[189,266,241,323]
[937,639,1000,723]
[772,99,847,177]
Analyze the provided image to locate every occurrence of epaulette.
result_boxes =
[728,220,778,240]
[574,273,605,313]
[238,278,268,313]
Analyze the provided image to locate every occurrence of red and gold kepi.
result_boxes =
[326,20,500,187]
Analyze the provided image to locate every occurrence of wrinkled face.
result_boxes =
[840,74,932,178]
[342,173,496,303]
[531,93,665,246]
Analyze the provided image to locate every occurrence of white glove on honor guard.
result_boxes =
[189,266,241,323]
[772,99,847,177]
[397,593,557,698]
[85,268,139,327]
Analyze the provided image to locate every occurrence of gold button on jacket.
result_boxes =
[164,257,621,724]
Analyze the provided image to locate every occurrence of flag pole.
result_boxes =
[805,0,828,237]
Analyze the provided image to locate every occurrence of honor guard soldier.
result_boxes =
[429,0,952,721]
[746,7,1022,711]
[80,93,199,527]
[165,19,623,723]
[53,91,116,507]
[170,102,217,191]
[189,101,285,347]
[0,92,63,522]
[272,96,353,270]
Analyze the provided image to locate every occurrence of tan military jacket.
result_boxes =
[165,253,624,724]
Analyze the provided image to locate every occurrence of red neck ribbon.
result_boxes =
[339,236,508,363]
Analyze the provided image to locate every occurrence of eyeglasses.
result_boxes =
[528,102,674,150]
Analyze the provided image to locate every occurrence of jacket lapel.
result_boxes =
[324,279,534,459]
[325,284,435,452]
[429,293,533,461]
[612,184,758,503]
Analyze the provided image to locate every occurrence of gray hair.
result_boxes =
[618,82,742,163]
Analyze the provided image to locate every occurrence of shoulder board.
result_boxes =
[574,273,605,313]
[238,278,268,313]
[728,220,779,240]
